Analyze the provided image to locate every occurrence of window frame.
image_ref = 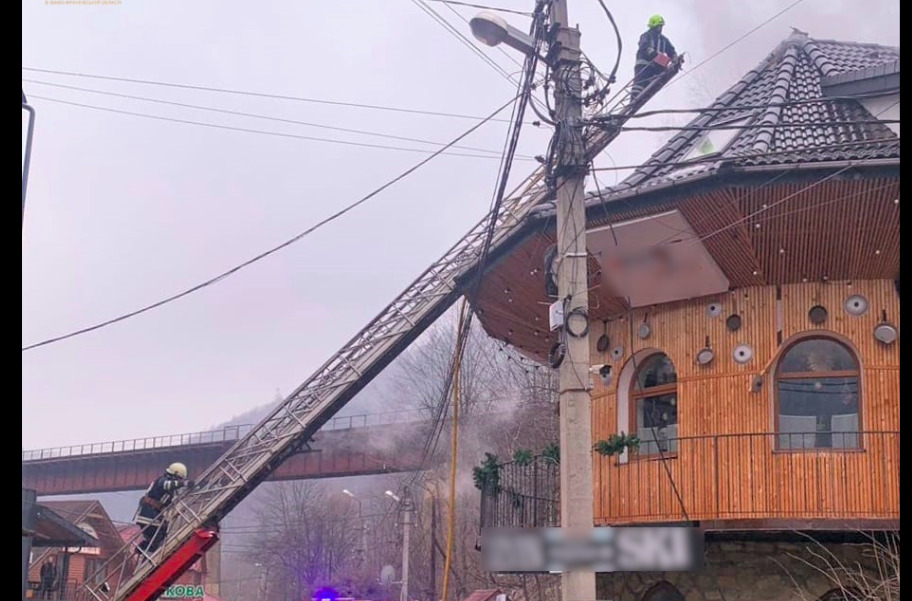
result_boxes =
[679,116,751,163]
[628,352,679,460]
[773,335,864,453]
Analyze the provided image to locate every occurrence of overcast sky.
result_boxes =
[22,0,899,451]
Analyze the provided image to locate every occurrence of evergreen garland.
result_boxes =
[593,432,641,457]
[472,452,502,493]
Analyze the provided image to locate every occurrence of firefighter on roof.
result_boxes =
[632,14,678,100]
[135,462,193,555]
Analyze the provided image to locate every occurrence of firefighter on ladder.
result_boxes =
[632,14,678,100]
[134,462,193,556]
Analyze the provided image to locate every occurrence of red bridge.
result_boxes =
[21,411,431,496]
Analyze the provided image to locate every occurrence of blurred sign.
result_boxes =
[481,526,703,572]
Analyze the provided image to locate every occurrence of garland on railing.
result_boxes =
[513,449,533,465]
[472,452,502,493]
[542,443,560,464]
[593,432,640,457]
[473,444,561,492]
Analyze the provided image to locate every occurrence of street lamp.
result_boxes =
[469,12,537,57]
[385,489,414,601]
[343,489,367,562]
[254,562,270,601]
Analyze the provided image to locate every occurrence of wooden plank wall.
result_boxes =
[589,279,900,525]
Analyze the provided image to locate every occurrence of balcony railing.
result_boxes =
[21,409,425,461]
[480,455,559,529]
[479,431,900,529]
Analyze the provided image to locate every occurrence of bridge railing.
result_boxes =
[22,409,425,461]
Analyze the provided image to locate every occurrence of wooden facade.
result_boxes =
[589,278,899,526]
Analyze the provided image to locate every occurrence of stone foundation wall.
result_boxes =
[596,539,887,601]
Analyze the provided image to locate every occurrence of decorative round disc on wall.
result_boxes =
[707,303,723,318]
[637,322,652,339]
[733,344,754,364]
[696,347,714,365]
[844,294,869,316]
[808,305,828,325]
[610,345,625,361]
[596,334,610,353]
[874,323,898,345]
[725,314,742,332]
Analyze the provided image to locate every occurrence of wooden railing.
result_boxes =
[480,431,900,529]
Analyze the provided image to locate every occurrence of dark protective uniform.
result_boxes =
[632,27,677,99]
[135,473,186,554]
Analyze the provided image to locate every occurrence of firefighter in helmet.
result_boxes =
[632,14,678,100]
[135,462,193,555]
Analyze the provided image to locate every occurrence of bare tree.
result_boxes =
[243,481,364,601]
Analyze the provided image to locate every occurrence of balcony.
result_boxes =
[479,431,900,530]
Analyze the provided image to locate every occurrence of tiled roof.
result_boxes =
[41,500,97,522]
[596,33,899,200]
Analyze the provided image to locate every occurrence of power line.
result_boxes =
[588,139,896,174]
[411,0,519,84]
[30,94,532,161]
[419,0,533,17]
[669,0,810,87]
[24,78,531,158]
[20,95,522,353]
[22,66,522,124]
[618,119,898,133]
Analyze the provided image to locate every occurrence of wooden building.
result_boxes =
[475,32,899,601]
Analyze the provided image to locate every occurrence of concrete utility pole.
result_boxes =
[549,1,596,601]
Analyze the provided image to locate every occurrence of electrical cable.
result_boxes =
[411,0,519,84]
[419,0,534,16]
[593,0,622,94]
[29,94,533,161]
[667,0,810,88]
[24,78,529,158]
[22,66,524,124]
[21,95,522,352]
[588,138,900,174]
[616,119,899,133]
[395,0,546,514]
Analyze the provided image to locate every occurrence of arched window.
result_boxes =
[818,587,863,601]
[630,353,678,456]
[776,337,861,450]
[641,581,685,601]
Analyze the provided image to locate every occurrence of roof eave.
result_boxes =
[527,157,902,222]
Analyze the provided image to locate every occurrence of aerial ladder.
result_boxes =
[80,55,681,601]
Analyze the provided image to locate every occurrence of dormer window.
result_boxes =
[680,117,750,162]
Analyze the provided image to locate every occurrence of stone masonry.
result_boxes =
[596,539,892,601]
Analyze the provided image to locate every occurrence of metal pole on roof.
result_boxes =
[23,89,37,232]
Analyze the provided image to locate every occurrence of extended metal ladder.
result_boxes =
[83,58,681,601]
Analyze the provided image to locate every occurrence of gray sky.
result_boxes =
[22,0,899,450]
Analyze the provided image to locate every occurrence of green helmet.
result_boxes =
[648,14,665,28]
